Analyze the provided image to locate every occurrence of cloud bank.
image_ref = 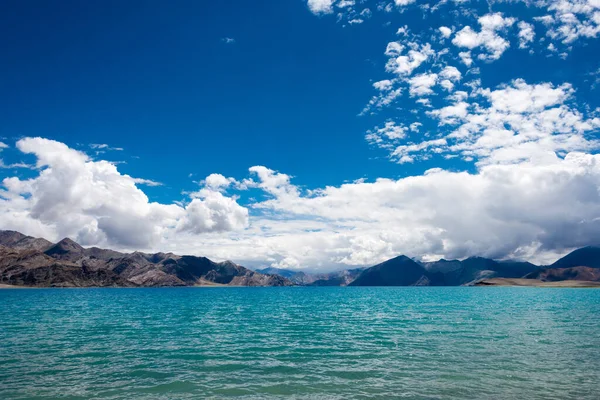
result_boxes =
[0,138,248,249]
[2,136,600,270]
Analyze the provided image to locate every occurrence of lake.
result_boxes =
[1,287,599,399]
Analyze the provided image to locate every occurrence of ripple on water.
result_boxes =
[0,287,599,399]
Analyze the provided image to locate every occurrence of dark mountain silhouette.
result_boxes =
[349,256,429,286]
[549,246,600,269]
[0,231,292,288]
[419,257,540,286]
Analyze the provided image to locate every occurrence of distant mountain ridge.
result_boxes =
[0,231,292,288]
[256,267,365,286]
[347,247,600,287]
[1,230,599,287]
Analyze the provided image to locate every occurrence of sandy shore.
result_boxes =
[475,278,600,288]
[0,283,34,289]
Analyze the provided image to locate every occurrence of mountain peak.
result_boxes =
[45,237,85,256]
[0,230,53,251]
[551,246,600,269]
[57,237,84,249]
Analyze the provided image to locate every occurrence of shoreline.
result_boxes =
[3,280,600,289]
[475,278,600,288]
[0,284,35,289]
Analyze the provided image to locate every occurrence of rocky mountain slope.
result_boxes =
[2,230,599,287]
[0,231,292,288]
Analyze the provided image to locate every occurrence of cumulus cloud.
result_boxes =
[0,138,248,249]
[184,154,600,268]
[4,137,600,269]
[408,73,438,96]
[385,41,435,76]
[373,79,394,91]
[176,192,249,234]
[372,79,600,165]
[452,12,516,61]
[202,173,239,191]
[438,66,462,91]
[517,21,536,48]
[458,51,473,66]
[307,0,334,14]
[439,26,453,38]
[539,0,600,44]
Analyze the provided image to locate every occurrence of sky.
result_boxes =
[1,0,600,271]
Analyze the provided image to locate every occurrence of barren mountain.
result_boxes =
[0,231,292,288]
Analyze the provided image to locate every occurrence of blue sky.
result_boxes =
[1,0,600,271]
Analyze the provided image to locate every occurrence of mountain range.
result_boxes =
[1,230,599,288]
[260,248,600,287]
[0,230,292,287]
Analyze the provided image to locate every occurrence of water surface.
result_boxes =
[1,287,599,399]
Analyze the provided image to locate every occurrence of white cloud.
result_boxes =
[395,0,416,6]
[307,0,334,14]
[361,88,403,114]
[396,26,409,35]
[541,0,600,43]
[366,120,408,146]
[373,79,394,90]
[5,137,600,270]
[439,65,462,81]
[452,13,516,61]
[439,26,453,38]
[374,79,600,166]
[408,73,438,96]
[132,178,162,187]
[190,153,600,268]
[176,192,249,235]
[427,101,470,124]
[0,138,248,249]
[385,42,435,76]
[292,0,600,270]
[385,41,404,57]
[221,37,236,44]
[391,138,447,163]
[90,143,124,151]
[458,51,473,66]
[517,21,535,48]
[201,173,240,191]
[410,122,422,132]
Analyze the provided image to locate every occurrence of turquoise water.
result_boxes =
[1,287,599,399]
